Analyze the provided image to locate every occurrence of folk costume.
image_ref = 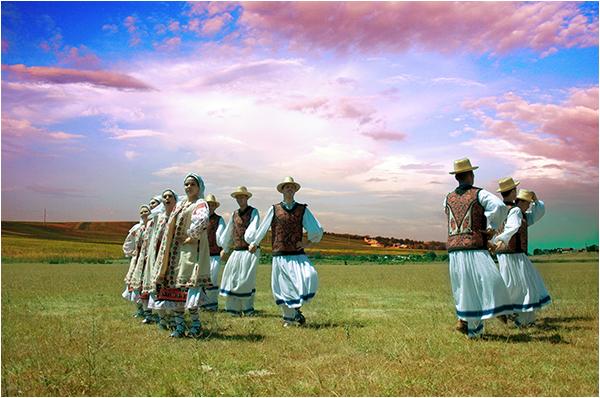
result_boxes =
[200,194,226,311]
[492,188,550,327]
[219,186,260,316]
[150,174,211,337]
[444,159,514,338]
[122,205,150,317]
[251,177,323,326]
[146,189,179,330]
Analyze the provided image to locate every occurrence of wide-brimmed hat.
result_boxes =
[449,158,479,175]
[516,189,534,202]
[231,186,252,199]
[205,193,220,208]
[277,176,301,193]
[497,177,520,193]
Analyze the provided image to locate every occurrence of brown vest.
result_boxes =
[271,203,306,256]
[497,206,528,254]
[446,187,488,252]
[207,213,223,256]
[233,206,254,250]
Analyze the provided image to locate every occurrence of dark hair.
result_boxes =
[501,188,516,199]
[455,171,473,183]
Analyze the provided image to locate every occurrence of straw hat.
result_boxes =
[205,193,220,208]
[516,189,534,202]
[497,177,520,193]
[277,176,301,193]
[449,158,479,174]
[231,186,252,199]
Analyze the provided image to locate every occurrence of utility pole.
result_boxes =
[43,208,46,225]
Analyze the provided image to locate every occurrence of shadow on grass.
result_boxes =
[195,331,265,342]
[303,320,367,330]
[535,316,595,332]
[482,332,568,344]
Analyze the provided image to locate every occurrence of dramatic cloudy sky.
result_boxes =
[2,1,598,249]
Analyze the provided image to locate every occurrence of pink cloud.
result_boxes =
[154,37,182,51]
[102,24,118,34]
[58,45,101,69]
[190,58,302,87]
[123,15,142,46]
[168,21,180,32]
[465,86,598,168]
[286,96,375,124]
[239,2,598,56]
[202,13,232,36]
[362,131,407,142]
[187,1,239,17]
[2,64,154,91]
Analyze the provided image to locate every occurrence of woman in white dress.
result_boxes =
[219,186,260,316]
[145,189,178,329]
[492,188,550,327]
[151,174,211,338]
[249,177,323,327]
[122,205,151,317]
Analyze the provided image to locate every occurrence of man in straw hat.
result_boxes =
[444,158,514,338]
[219,186,261,316]
[492,187,550,327]
[198,194,227,312]
[249,176,323,327]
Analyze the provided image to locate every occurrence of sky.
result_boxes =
[1,1,598,250]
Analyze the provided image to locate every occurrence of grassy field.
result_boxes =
[1,260,597,396]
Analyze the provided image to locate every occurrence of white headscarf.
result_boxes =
[184,173,205,198]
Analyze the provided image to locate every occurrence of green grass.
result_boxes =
[1,236,123,263]
[2,260,597,396]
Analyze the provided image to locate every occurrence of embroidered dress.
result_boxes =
[251,201,323,324]
[492,200,550,326]
[219,206,260,315]
[150,198,211,311]
[444,186,514,338]
[122,221,144,302]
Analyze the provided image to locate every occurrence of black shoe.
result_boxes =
[296,310,306,325]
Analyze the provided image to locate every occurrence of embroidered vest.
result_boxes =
[271,203,306,256]
[207,213,223,256]
[233,206,254,250]
[446,187,488,252]
[497,206,528,254]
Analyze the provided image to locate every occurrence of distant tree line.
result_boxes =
[532,244,598,255]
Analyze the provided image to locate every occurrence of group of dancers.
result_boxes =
[445,158,551,338]
[122,158,551,340]
[122,174,323,338]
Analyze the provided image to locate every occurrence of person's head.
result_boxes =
[449,158,478,185]
[455,171,474,186]
[184,173,204,201]
[205,194,220,215]
[139,205,151,222]
[276,177,301,201]
[149,196,161,210]
[516,189,534,212]
[497,177,520,202]
[162,189,177,212]
[231,186,252,209]
[501,188,517,202]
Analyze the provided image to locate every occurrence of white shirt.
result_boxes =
[250,201,324,247]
